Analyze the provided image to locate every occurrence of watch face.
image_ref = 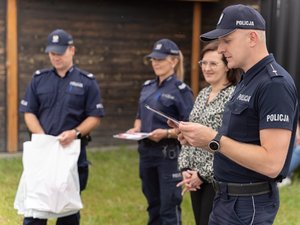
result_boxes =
[209,141,219,151]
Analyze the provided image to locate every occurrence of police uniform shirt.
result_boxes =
[137,75,194,133]
[20,66,105,136]
[215,54,298,183]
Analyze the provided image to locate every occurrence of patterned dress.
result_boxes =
[178,85,235,183]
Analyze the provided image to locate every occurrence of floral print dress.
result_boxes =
[178,85,235,183]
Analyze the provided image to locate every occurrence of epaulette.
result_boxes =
[176,80,188,91]
[78,68,95,79]
[267,63,283,78]
[143,79,155,86]
[33,68,51,76]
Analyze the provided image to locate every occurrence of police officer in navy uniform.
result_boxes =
[128,39,194,225]
[174,5,298,225]
[20,29,105,225]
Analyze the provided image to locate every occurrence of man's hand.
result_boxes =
[167,119,179,129]
[177,122,216,148]
[57,130,77,147]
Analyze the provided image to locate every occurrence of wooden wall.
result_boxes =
[202,0,260,32]
[17,0,194,148]
[0,0,6,151]
[0,0,259,151]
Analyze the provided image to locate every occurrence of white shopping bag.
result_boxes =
[14,134,83,219]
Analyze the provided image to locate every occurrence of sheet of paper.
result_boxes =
[145,104,180,126]
[113,132,150,141]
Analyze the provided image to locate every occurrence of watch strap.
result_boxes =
[214,133,222,142]
[74,128,81,139]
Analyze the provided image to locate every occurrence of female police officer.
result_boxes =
[128,39,194,225]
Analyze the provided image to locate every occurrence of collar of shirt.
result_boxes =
[242,54,275,86]
[156,74,176,87]
[52,65,75,78]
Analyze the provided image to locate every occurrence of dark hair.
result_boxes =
[200,41,240,85]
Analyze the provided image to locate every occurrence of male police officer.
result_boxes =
[20,29,105,225]
[174,4,298,225]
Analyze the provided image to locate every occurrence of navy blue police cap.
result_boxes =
[146,39,180,59]
[45,29,74,54]
[200,4,266,41]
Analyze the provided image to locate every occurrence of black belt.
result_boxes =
[139,138,179,147]
[212,180,273,196]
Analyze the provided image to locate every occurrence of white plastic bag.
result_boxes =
[14,134,83,219]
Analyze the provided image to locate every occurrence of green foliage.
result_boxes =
[0,147,299,225]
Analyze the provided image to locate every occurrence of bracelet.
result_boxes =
[167,129,172,139]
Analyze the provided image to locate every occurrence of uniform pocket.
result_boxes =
[66,86,85,109]
[228,103,249,139]
[159,94,174,107]
[37,88,53,109]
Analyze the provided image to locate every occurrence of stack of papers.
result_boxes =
[113,132,150,141]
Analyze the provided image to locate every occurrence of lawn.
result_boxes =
[0,145,299,225]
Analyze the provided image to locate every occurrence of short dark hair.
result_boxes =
[200,41,240,85]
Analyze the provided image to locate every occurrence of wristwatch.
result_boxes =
[74,128,81,139]
[208,133,222,152]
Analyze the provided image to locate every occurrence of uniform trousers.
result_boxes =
[23,213,80,225]
[139,144,182,225]
[208,183,279,225]
[190,182,215,225]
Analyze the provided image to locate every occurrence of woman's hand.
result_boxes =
[176,170,203,195]
[126,127,140,133]
[148,129,167,142]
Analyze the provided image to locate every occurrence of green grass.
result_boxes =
[0,146,299,225]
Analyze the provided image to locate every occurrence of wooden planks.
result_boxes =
[9,0,259,150]
[17,0,194,147]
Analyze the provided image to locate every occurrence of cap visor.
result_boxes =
[200,29,235,41]
[146,52,168,59]
[45,45,68,54]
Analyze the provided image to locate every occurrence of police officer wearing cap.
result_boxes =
[20,29,105,225]
[128,39,194,225]
[175,4,298,225]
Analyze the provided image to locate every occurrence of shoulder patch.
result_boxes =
[175,80,192,92]
[78,68,95,79]
[34,68,51,76]
[177,83,187,90]
[267,63,283,78]
[143,79,155,86]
